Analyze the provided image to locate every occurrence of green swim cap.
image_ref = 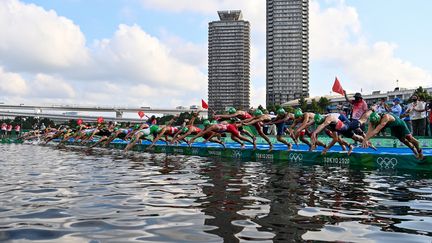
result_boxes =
[182,127,189,133]
[277,108,286,116]
[211,120,218,125]
[369,112,381,124]
[254,109,263,117]
[114,127,119,132]
[150,125,160,134]
[294,108,303,118]
[314,113,325,125]
[203,120,211,127]
[134,124,140,129]
[228,107,236,114]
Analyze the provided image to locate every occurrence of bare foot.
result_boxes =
[417,149,424,160]
[287,143,292,151]
[347,145,354,156]
[341,145,346,151]
[268,144,273,152]
[241,143,245,149]
[321,150,327,155]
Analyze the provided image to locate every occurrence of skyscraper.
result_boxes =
[208,10,250,112]
[266,0,309,106]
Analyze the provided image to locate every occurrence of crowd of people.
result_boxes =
[0,123,21,138]
[15,90,428,160]
[372,94,431,137]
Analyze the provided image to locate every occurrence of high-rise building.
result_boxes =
[266,0,309,106]
[208,10,250,112]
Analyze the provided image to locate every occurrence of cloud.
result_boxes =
[0,0,90,72]
[30,74,76,99]
[1,0,431,109]
[0,0,207,107]
[89,24,206,91]
[0,67,29,95]
[142,0,432,98]
[309,0,432,94]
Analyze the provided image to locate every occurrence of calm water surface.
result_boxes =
[0,144,432,242]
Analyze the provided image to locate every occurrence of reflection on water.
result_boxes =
[0,144,431,242]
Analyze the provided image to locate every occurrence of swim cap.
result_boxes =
[228,107,236,114]
[254,109,263,117]
[314,113,325,125]
[369,112,381,124]
[134,124,140,129]
[114,127,119,132]
[150,125,160,134]
[182,127,189,133]
[277,108,286,116]
[203,120,211,127]
[294,108,303,118]
[211,120,218,125]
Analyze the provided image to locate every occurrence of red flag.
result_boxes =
[77,119,83,125]
[201,99,208,109]
[332,77,345,96]
[138,111,145,119]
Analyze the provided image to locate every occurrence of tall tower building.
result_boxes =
[266,0,309,106]
[208,10,250,112]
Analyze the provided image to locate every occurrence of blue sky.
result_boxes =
[1,0,432,107]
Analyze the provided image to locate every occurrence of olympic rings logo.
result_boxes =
[233,150,242,158]
[289,153,303,162]
[376,157,398,169]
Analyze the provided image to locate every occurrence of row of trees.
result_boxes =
[263,96,331,114]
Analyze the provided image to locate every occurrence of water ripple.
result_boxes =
[0,144,431,242]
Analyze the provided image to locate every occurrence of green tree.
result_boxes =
[318,97,331,113]
[299,96,307,111]
[283,105,295,113]
[412,86,432,101]
[266,104,276,113]
[310,99,320,113]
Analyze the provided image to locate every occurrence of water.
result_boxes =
[0,144,432,242]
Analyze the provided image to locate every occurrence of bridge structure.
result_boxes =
[0,104,208,123]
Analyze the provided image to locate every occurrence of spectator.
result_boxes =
[6,124,12,136]
[406,95,426,136]
[376,98,390,114]
[391,98,402,117]
[1,123,6,138]
[344,92,368,121]
[146,115,157,126]
[268,111,277,135]
[40,123,46,131]
[428,100,432,136]
[400,104,413,133]
[14,124,21,136]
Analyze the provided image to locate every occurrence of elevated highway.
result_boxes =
[0,111,146,123]
[0,104,207,118]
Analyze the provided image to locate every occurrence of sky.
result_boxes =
[0,0,431,108]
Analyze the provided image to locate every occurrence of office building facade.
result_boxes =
[208,10,250,112]
[266,0,309,105]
